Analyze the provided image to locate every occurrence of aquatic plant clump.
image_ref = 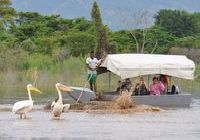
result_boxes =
[44,95,161,113]
[113,91,135,109]
[68,101,161,113]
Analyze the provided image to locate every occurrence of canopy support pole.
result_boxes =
[108,71,111,92]
[148,75,150,88]
[169,76,172,93]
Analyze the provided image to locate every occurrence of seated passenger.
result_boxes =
[116,78,133,92]
[134,77,149,96]
[150,77,165,96]
[159,75,169,93]
[171,85,179,94]
[116,80,122,92]
[124,78,133,91]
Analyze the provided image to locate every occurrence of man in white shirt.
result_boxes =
[86,51,101,92]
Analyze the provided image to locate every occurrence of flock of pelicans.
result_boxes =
[12,83,72,120]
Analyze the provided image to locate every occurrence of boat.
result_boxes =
[67,86,95,103]
[101,92,192,107]
[99,54,195,107]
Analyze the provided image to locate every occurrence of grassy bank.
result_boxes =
[0,57,199,102]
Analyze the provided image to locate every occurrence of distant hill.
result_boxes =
[12,0,200,30]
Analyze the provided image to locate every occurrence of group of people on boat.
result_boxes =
[116,74,176,96]
[86,51,180,96]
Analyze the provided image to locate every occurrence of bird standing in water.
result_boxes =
[52,83,72,119]
[12,84,42,119]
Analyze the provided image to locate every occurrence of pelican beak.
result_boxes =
[29,87,42,94]
[58,84,73,92]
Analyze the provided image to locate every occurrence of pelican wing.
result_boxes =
[51,101,70,110]
[63,104,70,110]
[12,100,33,113]
[51,101,56,110]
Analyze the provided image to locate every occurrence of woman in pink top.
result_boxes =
[150,77,165,96]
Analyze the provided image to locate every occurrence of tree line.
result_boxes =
[1,0,200,72]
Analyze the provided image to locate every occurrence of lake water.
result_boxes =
[0,98,200,139]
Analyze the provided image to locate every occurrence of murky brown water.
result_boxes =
[0,98,200,140]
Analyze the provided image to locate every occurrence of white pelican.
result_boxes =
[51,99,70,111]
[52,83,72,119]
[12,84,42,119]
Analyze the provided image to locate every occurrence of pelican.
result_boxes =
[12,84,42,119]
[51,99,70,112]
[52,83,72,119]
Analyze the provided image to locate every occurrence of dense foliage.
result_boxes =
[0,0,16,29]
[0,2,200,73]
[155,9,199,37]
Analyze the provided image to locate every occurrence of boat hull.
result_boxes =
[68,87,95,103]
[102,93,192,107]
[66,86,192,107]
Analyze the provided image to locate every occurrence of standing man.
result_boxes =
[86,51,101,92]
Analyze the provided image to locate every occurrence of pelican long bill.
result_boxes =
[29,86,42,94]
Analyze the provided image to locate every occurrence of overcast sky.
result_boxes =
[12,0,200,30]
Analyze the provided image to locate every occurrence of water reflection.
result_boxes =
[0,99,200,139]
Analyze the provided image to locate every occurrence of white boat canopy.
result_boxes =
[100,54,195,80]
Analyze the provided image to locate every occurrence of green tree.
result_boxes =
[109,30,135,53]
[60,32,96,57]
[0,29,16,46]
[155,9,198,37]
[91,1,109,58]
[0,0,16,29]
[192,12,200,34]
[145,26,175,54]
[11,12,52,41]
[34,36,59,55]
[72,17,94,32]
[20,38,37,54]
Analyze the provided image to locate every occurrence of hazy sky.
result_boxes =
[12,0,200,30]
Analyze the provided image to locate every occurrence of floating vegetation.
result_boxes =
[44,91,161,113]
[113,91,134,109]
